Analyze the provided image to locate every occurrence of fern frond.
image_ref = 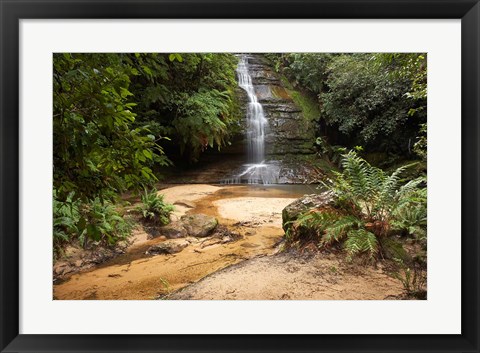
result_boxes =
[344,229,378,258]
[341,151,372,201]
[397,177,426,199]
[323,215,362,244]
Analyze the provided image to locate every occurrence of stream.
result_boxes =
[53,184,313,300]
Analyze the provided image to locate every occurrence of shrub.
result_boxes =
[287,151,426,259]
[79,198,133,246]
[392,258,427,299]
[53,191,132,257]
[138,188,175,225]
[53,191,81,257]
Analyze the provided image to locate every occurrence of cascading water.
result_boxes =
[238,55,267,164]
[223,55,279,184]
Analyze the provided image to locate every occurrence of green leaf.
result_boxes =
[142,149,153,160]
[87,224,101,241]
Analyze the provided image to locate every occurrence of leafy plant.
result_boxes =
[79,198,133,246]
[53,191,132,256]
[271,53,427,155]
[53,190,81,257]
[137,188,175,225]
[53,53,168,203]
[315,137,347,167]
[286,151,426,259]
[392,193,427,241]
[392,258,427,299]
[129,53,242,161]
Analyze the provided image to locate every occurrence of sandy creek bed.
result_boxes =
[53,184,403,300]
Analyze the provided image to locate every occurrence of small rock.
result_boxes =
[147,240,189,255]
[221,236,233,243]
[159,222,187,239]
[180,214,218,237]
[185,237,200,244]
[54,264,72,276]
[74,260,83,267]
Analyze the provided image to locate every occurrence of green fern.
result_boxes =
[138,188,175,225]
[82,198,133,246]
[323,215,362,245]
[53,190,81,256]
[289,150,426,259]
[344,229,378,259]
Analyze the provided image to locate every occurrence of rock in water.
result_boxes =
[282,192,334,232]
[147,240,189,255]
[180,214,218,237]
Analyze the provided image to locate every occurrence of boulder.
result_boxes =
[159,222,188,239]
[282,192,334,232]
[180,214,218,237]
[147,239,189,255]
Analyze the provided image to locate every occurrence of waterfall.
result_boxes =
[223,55,279,185]
[237,56,267,163]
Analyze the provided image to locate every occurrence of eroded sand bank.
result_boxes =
[53,184,404,300]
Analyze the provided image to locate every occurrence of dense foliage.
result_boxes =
[53,53,165,202]
[286,151,427,259]
[53,53,240,250]
[128,53,241,160]
[267,53,427,157]
[53,191,132,258]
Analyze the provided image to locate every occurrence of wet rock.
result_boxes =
[180,214,218,237]
[185,236,200,244]
[262,103,302,113]
[255,85,292,101]
[239,54,317,157]
[200,238,223,249]
[159,222,188,239]
[282,192,334,232]
[147,239,189,255]
[240,242,260,248]
[54,263,72,276]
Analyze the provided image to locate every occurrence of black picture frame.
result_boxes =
[1,1,479,352]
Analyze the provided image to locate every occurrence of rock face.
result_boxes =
[180,214,218,237]
[242,54,318,156]
[282,192,334,232]
[147,239,189,255]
